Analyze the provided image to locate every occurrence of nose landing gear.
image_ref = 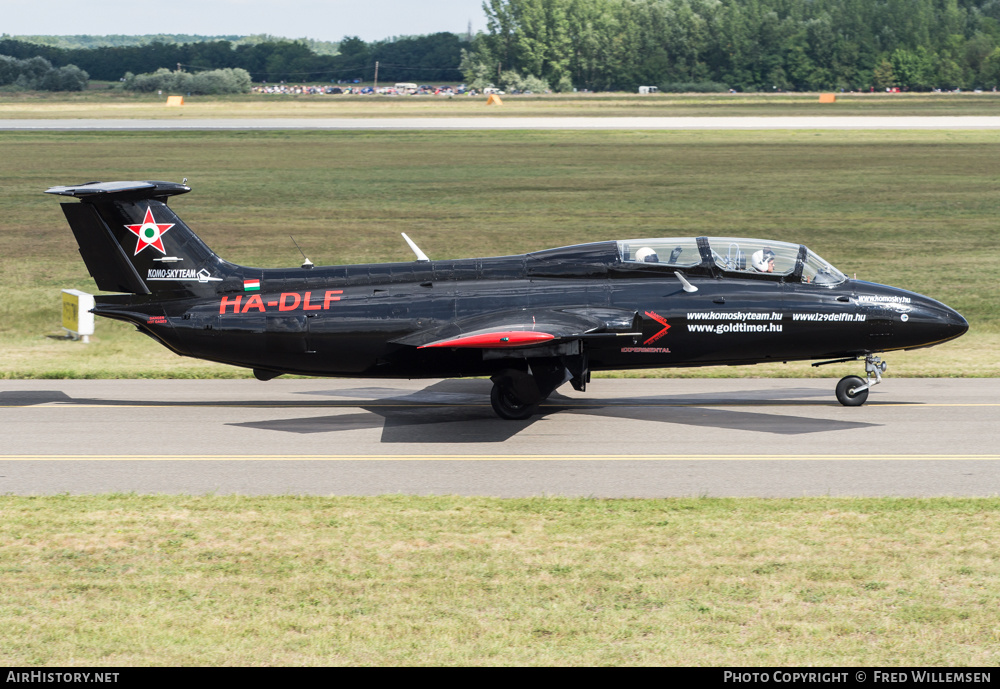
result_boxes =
[835,354,887,407]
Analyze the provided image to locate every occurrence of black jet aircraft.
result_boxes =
[47,180,968,419]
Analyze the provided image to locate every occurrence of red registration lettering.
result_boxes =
[303,291,322,311]
[219,295,242,314]
[226,291,342,314]
[279,293,301,311]
[241,294,265,313]
[324,290,343,309]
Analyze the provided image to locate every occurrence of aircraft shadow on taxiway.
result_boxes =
[0,381,883,444]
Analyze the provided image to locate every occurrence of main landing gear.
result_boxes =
[835,354,887,407]
[490,383,536,420]
[489,358,589,420]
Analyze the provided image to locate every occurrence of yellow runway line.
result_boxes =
[2,455,999,462]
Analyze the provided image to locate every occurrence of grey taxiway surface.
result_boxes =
[2,378,997,497]
[5,116,1000,130]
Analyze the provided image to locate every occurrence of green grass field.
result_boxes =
[1,128,996,378]
[1,494,997,666]
[2,103,999,667]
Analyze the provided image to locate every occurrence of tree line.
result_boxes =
[464,0,1000,92]
[7,1,1000,93]
[7,33,342,56]
[0,33,466,85]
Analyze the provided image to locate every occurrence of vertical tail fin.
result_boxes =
[47,181,237,297]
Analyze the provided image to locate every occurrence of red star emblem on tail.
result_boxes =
[125,206,174,255]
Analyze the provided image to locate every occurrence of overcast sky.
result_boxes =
[2,0,488,43]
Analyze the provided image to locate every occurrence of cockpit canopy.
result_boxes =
[618,237,847,285]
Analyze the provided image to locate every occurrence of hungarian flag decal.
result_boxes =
[244,279,260,292]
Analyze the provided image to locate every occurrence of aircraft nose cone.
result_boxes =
[913,300,968,346]
[886,292,968,350]
[944,306,969,340]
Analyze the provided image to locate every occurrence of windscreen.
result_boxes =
[801,248,847,285]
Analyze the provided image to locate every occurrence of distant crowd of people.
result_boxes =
[251,83,470,96]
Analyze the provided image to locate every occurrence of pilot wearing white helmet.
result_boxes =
[751,248,776,272]
[635,247,659,263]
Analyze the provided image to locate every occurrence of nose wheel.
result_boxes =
[836,375,868,406]
[835,355,886,407]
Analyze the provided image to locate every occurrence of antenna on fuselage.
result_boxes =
[289,236,314,269]
[674,271,698,293]
[401,233,430,262]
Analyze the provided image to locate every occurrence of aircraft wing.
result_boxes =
[392,308,641,350]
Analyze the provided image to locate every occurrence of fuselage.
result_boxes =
[93,240,968,379]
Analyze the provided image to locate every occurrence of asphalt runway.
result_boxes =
[4,116,1000,130]
[2,378,997,497]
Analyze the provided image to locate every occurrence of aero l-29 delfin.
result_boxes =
[47,180,968,419]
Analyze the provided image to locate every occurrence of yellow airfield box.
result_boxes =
[62,289,95,342]
[166,96,184,106]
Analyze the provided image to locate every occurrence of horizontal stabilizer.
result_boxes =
[46,180,191,200]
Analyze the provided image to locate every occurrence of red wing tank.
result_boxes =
[47,180,969,419]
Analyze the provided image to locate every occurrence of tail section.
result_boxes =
[46,181,237,297]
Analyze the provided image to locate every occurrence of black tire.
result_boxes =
[490,383,537,420]
[836,375,869,406]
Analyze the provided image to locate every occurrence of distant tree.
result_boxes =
[185,41,239,72]
[980,46,1000,87]
[15,55,53,86]
[872,59,897,89]
[371,33,462,82]
[934,55,965,89]
[338,36,369,61]
[498,69,550,92]
[658,80,729,93]
[890,47,934,90]
[43,64,89,91]
[963,31,996,83]
[190,67,252,94]
[123,67,250,94]
[460,45,496,88]
[0,54,88,90]
[0,55,20,85]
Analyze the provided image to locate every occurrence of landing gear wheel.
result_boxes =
[836,375,869,407]
[490,383,536,420]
